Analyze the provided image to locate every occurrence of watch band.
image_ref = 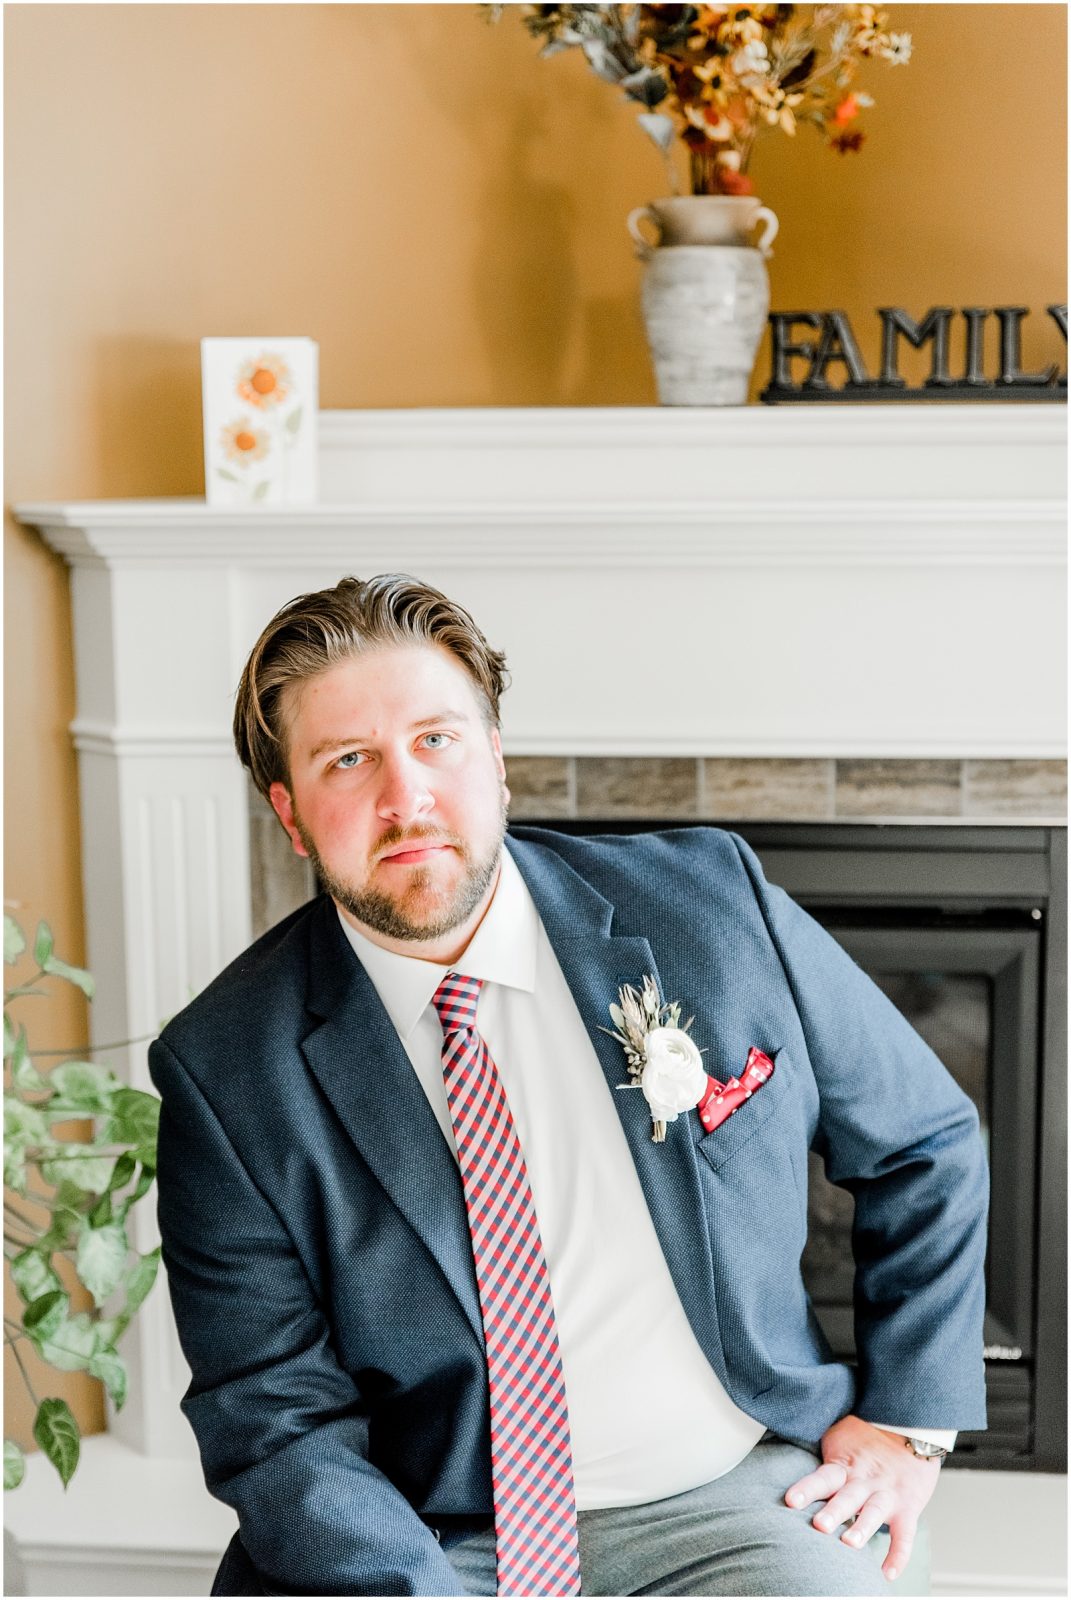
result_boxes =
[902,1435,949,1461]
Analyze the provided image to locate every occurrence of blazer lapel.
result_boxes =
[300,898,484,1346]
[506,835,723,1368]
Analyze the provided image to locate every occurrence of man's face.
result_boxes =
[269,643,510,954]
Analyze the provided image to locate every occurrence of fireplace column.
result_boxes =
[40,545,253,1458]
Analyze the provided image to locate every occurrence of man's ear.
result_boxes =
[268,782,309,858]
[490,728,511,804]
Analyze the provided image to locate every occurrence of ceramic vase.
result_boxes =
[627,195,779,406]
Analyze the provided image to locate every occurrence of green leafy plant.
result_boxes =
[4,913,161,1491]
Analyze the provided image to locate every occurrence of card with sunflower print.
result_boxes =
[201,337,318,506]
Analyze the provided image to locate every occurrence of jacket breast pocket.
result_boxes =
[695,1046,795,1173]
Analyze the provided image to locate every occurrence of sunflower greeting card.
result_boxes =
[201,337,318,506]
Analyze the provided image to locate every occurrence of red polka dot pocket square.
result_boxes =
[696,1047,775,1134]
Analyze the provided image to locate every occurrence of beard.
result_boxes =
[292,790,509,943]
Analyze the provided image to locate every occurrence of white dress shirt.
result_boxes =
[338,849,953,1506]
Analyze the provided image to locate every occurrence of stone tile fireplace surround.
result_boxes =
[12,405,1067,1595]
[250,756,1067,936]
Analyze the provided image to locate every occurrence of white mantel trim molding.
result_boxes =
[16,496,1063,569]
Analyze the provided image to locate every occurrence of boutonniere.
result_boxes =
[601,976,777,1144]
[600,974,709,1144]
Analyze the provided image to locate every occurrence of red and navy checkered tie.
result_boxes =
[432,972,582,1598]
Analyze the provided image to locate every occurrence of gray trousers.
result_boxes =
[446,1433,892,1597]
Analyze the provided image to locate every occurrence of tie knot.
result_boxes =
[432,972,483,1036]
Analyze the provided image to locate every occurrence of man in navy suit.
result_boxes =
[149,574,988,1598]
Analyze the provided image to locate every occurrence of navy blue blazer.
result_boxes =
[149,826,988,1597]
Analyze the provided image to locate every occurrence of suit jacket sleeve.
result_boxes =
[149,1036,467,1597]
[728,833,989,1432]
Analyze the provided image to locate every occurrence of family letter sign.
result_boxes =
[761,305,1067,402]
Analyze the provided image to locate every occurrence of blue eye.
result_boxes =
[421,733,453,750]
[335,752,363,769]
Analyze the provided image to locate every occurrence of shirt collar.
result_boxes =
[335,846,539,1042]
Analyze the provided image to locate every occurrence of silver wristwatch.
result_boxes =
[902,1436,949,1462]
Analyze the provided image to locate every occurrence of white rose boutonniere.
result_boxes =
[641,1028,708,1125]
[601,974,711,1143]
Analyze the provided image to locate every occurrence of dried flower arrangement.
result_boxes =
[485,4,911,196]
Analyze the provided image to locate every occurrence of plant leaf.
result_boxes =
[621,67,668,108]
[37,1214,83,1257]
[94,1316,120,1347]
[38,1311,100,1373]
[88,1347,128,1410]
[76,1219,129,1305]
[53,1176,95,1209]
[284,405,303,435]
[4,916,26,965]
[135,1141,157,1175]
[10,1249,63,1305]
[110,1158,154,1224]
[5,1093,49,1145]
[105,1150,137,1192]
[3,1012,15,1059]
[252,480,270,502]
[40,1148,115,1192]
[99,1088,160,1157]
[33,1398,80,1488]
[122,1245,161,1321]
[23,1289,70,1345]
[48,1060,120,1113]
[580,37,626,83]
[41,955,95,999]
[33,922,54,968]
[130,1162,155,1202]
[37,1182,89,1251]
[10,1028,47,1092]
[4,1438,25,1489]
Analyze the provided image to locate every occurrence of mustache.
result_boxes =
[373,825,467,861]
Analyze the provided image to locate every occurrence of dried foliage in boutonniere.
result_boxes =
[601,974,708,1143]
[482,4,912,196]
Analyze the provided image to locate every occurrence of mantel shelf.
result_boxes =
[17,499,1063,570]
[14,403,1068,571]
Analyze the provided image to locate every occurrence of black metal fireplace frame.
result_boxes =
[511,819,1067,1473]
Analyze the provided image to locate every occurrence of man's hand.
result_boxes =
[782,1413,941,1584]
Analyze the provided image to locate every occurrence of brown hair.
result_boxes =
[233,573,510,798]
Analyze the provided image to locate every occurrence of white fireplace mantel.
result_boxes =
[10,404,1068,1596]
[18,404,1068,766]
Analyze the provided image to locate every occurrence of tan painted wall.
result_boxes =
[4,3,1066,1447]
